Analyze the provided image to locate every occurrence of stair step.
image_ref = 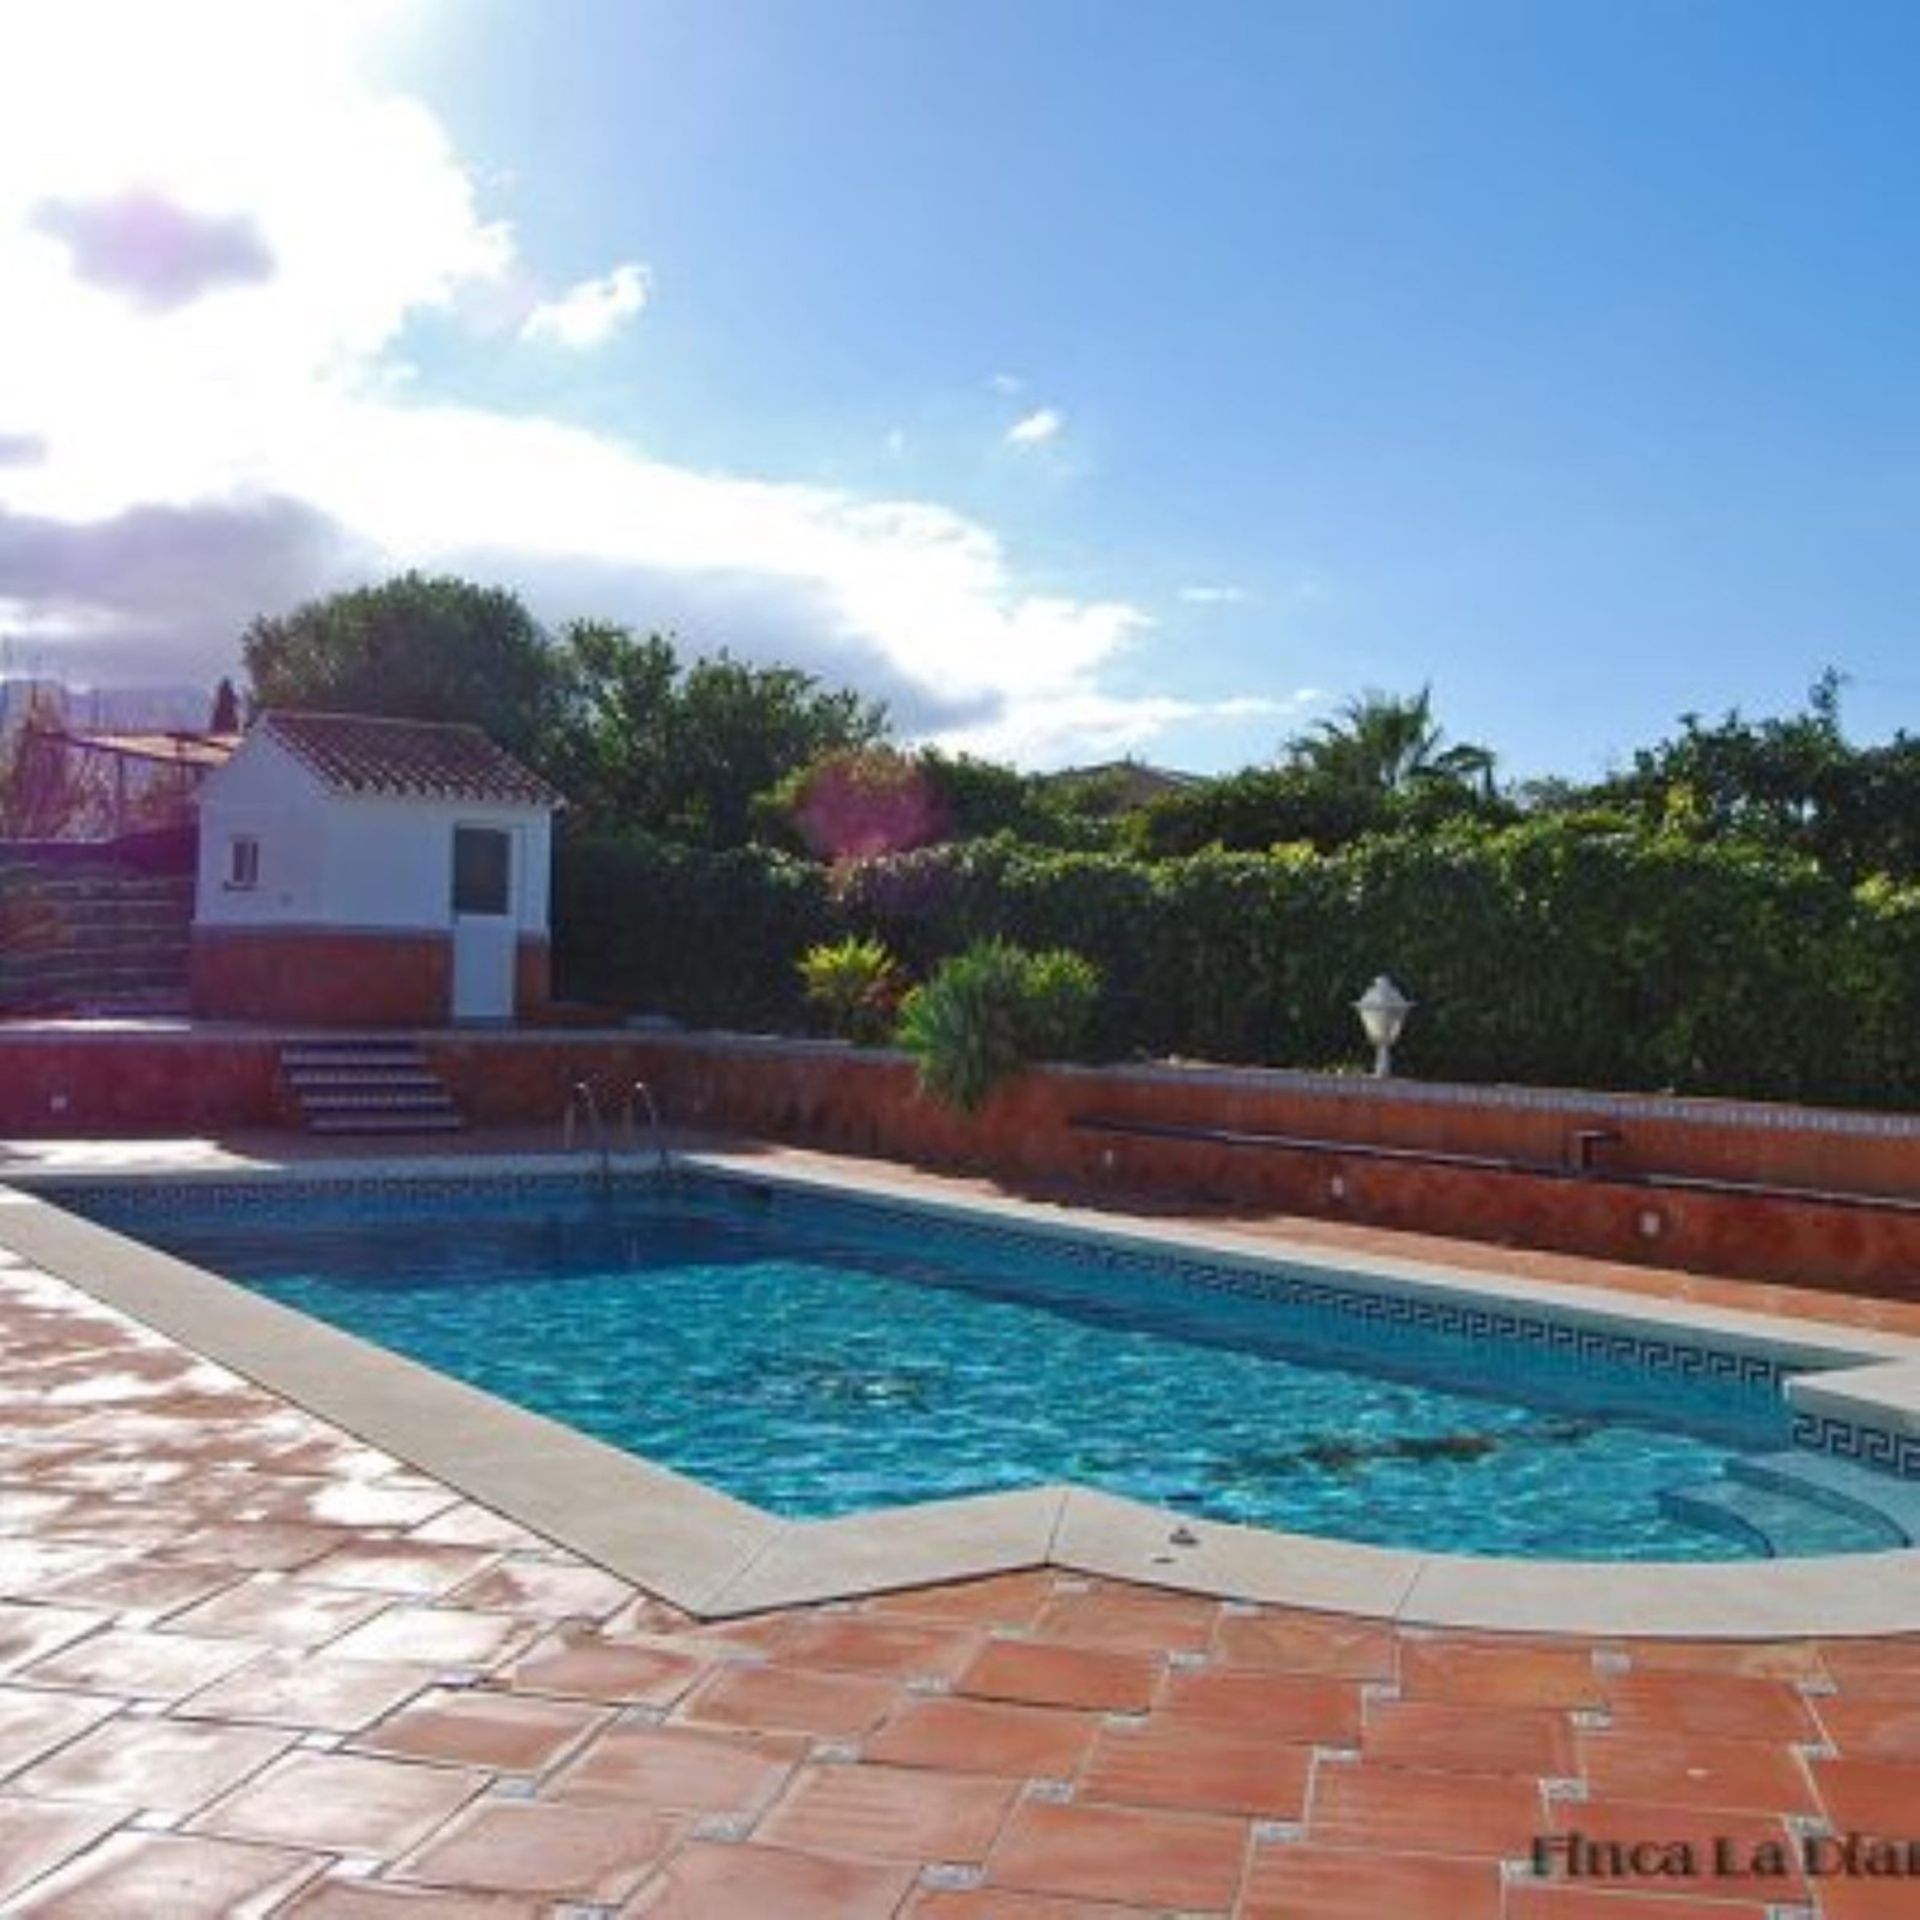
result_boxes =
[285,1069,444,1092]
[1660,1474,1906,1558]
[279,1037,462,1135]
[1730,1451,1920,1544]
[308,1111,467,1134]
[296,1093,460,1114]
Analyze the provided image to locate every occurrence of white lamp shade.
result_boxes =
[1354,975,1413,1048]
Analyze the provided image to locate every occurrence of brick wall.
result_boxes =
[190,928,451,1025]
[1,1024,1914,1296]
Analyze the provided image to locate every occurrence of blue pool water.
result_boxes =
[69,1174,1888,1561]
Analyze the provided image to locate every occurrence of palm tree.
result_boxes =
[1285,686,1496,799]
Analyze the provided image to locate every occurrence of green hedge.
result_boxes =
[553,822,1920,1105]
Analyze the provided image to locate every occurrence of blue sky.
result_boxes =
[3,1,1916,774]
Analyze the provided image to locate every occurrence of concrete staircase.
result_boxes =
[280,1037,464,1135]
[0,865,193,1013]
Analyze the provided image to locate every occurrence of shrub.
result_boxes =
[896,940,1103,1112]
[797,935,905,1044]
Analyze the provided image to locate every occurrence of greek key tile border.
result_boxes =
[1791,1411,1920,1480]
[738,1178,1800,1398]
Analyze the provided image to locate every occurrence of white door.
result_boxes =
[450,823,516,1022]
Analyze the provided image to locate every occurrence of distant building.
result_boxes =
[1039,759,1204,810]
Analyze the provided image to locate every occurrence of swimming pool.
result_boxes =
[65,1168,1916,1564]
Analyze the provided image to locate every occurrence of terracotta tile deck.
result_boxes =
[1,1140,1918,1911]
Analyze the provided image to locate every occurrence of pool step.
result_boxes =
[280,1038,463,1135]
[1730,1450,1920,1544]
[1661,1471,1908,1558]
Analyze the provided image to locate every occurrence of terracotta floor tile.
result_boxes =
[1811,1753,1920,1832]
[1506,1889,1776,1919]
[678,1662,900,1738]
[298,1540,498,1598]
[0,1542,114,1602]
[7,1829,326,1918]
[1308,1761,1544,1857]
[866,1572,1057,1629]
[1212,1610,1397,1679]
[392,1799,678,1899]
[1814,1636,1920,1686]
[1241,1842,1504,1919]
[628,1840,917,1918]
[1544,1797,1808,1897]
[0,1605,109,1679]
[324,1606,533,1668]
[909,1894,1141,1919]
[235,1480,460,1533]
[1159,1667,1362,1744]
[1601,1668,1820,1742]
[165,1522,359,1571]
[351,1686,609,1772]
[1622,1638,1826,1683]
[774,1614,983,1681]
[444,1557,633,1621]
[957,1641,1158,1714]
[1362,1696,1576,1776]
[550,1722,797,1812]
[1027,1589,1220,1656]
[39,1559,242,1621]
[502,1631,705,1707]
[21,1625,262,1701]
[190,1749,487,1854]
[0,1686,121,1776]
[13,1716,294,1814]
[1816,1877,1920,1920]
[987,1799,1248,1909]
[0,1798,126,1905]
[280,1883,541,1918]
[1399,1637,1606,1709]
[758,1761,1020,1862]
[867,1697,1100,1780]
[1816,1693,1920,1762]
[161,1575,391,1648]
[1578,1729,1820,1816]
[1081,1716,1311,1819]
[404,1504,545,1553]
[178,1650,439,1732]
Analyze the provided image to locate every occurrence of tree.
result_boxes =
[241,573,568,763]
[1595,672,1920,881]
[1285,686,1497,801]
[553,623,889,845]
[208,677,241,732]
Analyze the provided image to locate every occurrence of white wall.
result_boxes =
[194,735,327,925]
[196,733,554,935]
[321,798,551,933]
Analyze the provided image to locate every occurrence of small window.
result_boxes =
[452,825,511,915]
[226,835,259,890]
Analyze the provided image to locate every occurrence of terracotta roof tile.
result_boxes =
[261,711,562,807]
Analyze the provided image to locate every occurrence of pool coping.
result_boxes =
[6,1148,1920,1637]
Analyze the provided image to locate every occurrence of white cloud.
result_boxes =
[1006,406,1063,447]
[1178,584,1248,606]
[988,372,1023,395]
[520,261,649,349]
[0,0,1174,765]
[939,691,1312,770]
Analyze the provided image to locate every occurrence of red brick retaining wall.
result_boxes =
[0,1025,1914,1294]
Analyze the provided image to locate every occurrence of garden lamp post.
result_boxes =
[1354,975,1413,1077]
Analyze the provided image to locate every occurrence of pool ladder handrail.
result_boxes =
[621,1079,673,1176]
[562,1079,612,1185]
